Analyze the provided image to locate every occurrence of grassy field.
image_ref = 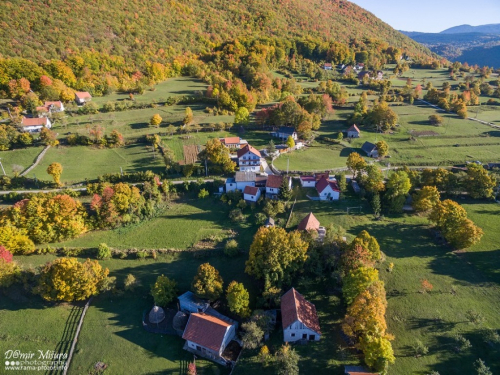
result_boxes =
[235,189,500,375]
[0,146,44,177]
[29,144,165,184]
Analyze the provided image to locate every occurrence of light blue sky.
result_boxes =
[349,0,500,33]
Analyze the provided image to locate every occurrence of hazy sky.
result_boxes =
[349,0,500,33]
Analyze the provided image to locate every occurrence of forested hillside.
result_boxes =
[1,0,430,63]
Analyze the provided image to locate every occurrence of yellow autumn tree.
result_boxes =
[413,185,440,213]
[37,257,109,302]
[47,162,63,186]
[150,113,162,128]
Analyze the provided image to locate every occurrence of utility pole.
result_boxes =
[287,156,289,175]
[0,158,6,176]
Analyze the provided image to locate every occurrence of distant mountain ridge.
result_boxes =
[401,24,500,67]
[441,24,500,35]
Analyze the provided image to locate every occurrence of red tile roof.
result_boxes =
[237,144,261,158]
[300,176,315,182]
[297,212,320,231]
[20,117,49,127]
[36,106,48,112]
[182,313,231,353]
[324,63,332,67]
[281,288,321,334]
[44,101,63,108]
[266,175,283,189]
[221,137,240,145]
[316,177,340,194]
[314,172,329,181]
[347,124,360,133]
[75,91,92,100]
[244,186,259,196]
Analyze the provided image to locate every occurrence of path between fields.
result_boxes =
[20,144,51,177]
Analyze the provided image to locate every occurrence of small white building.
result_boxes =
[75,91,92,105]
[281,288,321,343]
[20,117,52,133]
[300,176,316,188]
[243,186,261,202]
[273,126,298,141]
[316,177,340,201]
[220,137,247,149]
[182,312,237,362]
[347,124,361,138]
[225,172,257,193]
[237,144,262,172]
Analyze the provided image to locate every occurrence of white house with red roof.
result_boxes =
[316,176,340,201]
[281,288,321,342]
[237,144,262,172]
[37,101,65,117]
[220,137,247,149]
[20,117,52,133]
[182,312,237,363]
[243,185,261,202]
[266,175,290,198]
[347,124,361,138]
[299,175,316,188]
[75,91,92,105]
[323,63,333,70]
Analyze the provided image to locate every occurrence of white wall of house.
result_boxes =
[283,320,320,342]
[347,131,360,138]
[226,181,237,192]
[236,181,255,191]
[244,189,261,202]
[300,179,316,188]
[221,324,237,353]
[238,151,261,172]
[278,132,298,140]
[266,186,280,196]
[240,165,261,172]
[23,125,44,133]
[319,186,340,201]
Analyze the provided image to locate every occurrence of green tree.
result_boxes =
[198,188,209,199]
[367,101,398,131]
[96,243,111,259]
[475,359,492,375]
[0,258,21,288]
[372,193,381,218]
[191,263,224,300]
[286,135,295,149]
[350,230,382,262]
[234,107,250,125]
[150,113,162,128]
[40,127,59,146]
[359,335,395,375]
[47,162,63,186]
[37,257,109,301]
[241,321,264,349]
[376,141,389,158]
[278,177,292,201]
[429,115,444,126]
[275,344,300,375]
[226,281,251,318]
[343,266,379,305]
[0,225,35,254]
[361,165,385,194]
[385,171,411,212]
[245,227,308,288]
[151,275,177,306]
[267,139,276,155]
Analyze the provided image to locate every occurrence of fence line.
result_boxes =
[63,296,93,375]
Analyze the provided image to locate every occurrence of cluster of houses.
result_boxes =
[225,171,291,202]
[19,91,92,133]
[323,63,384,82]
[175,287,321,366]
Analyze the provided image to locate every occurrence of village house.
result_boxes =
[361,141,378,158]
[299,175,316,188]
[281,288,321,343]
[75,91,92,105]
[225,171,256,192]
[323,63,333,70]
[178,291,210,314]
[237,144,262,172]
[266,174,291,199]
[347,124,361,138]
[36,101,65,117]
[316,176,340,201]
[220,137,247,149]
[344,365,380,375]
[243,185,261,202]
[20,117,52,133]
[264,217,275,228]
[182,312,238,364]
[272,126,298,141]
[298,212,326,240]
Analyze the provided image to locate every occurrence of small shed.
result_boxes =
[264,217,275,228]
[361,142,378,158]
[347,124,361,138]
[178,291,210,313]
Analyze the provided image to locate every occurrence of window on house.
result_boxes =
[291,333,295,337]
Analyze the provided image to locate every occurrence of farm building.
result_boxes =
[272,126,298,141]
[243,186,261,202]
[316,177,340,201]
[36,101,65,117]
[220,137,247,149]
[178,291,210,314]
[347,124,361,138]
[237,144,262,172]
[182,312,238,364]
[323,63,333,70]
[281,288,321,343]
[75,91,92,104]
[297,212,326,240]
[300,175,316,188]
[361,142,378,158]
[264,217,275,228]
[20,117,52,132]
[266,175,291,199]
